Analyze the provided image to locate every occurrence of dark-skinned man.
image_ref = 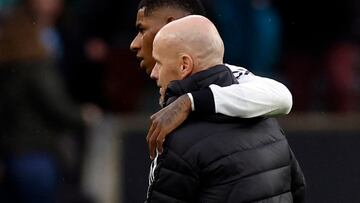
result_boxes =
[130,0,293,160]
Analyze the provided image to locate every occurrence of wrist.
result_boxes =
[179,94,192,114]
[191,87,215,114]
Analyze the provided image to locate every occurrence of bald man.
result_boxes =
[146,15,305,203]
[150,15,225,105]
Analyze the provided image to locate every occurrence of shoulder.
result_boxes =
[165,119,211,154]
[165,117,284,156]
[164,118,241,159]
[224,63,255,82]
[225,64,252,76]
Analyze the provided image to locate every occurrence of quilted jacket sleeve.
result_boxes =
[290,148,306,203]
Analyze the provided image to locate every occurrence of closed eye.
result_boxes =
[136,24,145,34]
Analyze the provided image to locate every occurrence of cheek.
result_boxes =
[143,33,156,53]
[158,69,169,87]
[160,68,179,87]
[142,37,151,53]
[136,35,143,47]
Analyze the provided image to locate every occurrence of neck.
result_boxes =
[164,64,238,106]
[192,60,223,75]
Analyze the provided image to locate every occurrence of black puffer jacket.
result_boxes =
[146,65,305,203]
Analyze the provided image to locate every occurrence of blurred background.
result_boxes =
[0,0,359,202]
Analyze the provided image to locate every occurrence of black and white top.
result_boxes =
[187,63,293,118]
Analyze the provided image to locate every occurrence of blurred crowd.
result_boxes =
[0,0,359,202]
[207,0,360,112]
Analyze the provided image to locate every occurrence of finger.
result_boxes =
[149,126,161,160]
[146,124,154,142]
[146,118,157,142]
[156,132,165,155]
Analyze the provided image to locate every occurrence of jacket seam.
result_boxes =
[243,190,292,203]
[201,137,287,170]
[208,164,290,187]
[159,166,199,183]
[167,148,200,180]
[151,190,188,203]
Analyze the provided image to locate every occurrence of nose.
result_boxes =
[150,63,159,80]
[130,33,141,52]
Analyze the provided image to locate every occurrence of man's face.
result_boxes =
[150,40,181,104]
[130,8,168,75]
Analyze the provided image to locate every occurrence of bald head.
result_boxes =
[153,15,224,73]
[150,15,224,104]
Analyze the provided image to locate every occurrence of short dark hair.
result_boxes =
[138,0,206,16]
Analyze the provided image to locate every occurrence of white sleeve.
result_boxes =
[187,93,195,111]
[209,64,293,118]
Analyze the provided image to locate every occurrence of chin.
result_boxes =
[145,68,152,75]
[139,61,147,72]
[141,64,151,75]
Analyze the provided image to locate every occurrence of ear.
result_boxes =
[166,16,176,23]
[179,54,193,79]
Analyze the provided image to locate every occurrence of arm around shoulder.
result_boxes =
[190,75,293,118]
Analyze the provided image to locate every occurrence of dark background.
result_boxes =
[0,0,359,202]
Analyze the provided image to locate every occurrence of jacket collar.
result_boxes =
[163,64,238,106]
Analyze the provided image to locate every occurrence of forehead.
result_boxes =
[152,37,163,58]
[153,37,179,61]
[135,7,168,25]
[136,8,146,22]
